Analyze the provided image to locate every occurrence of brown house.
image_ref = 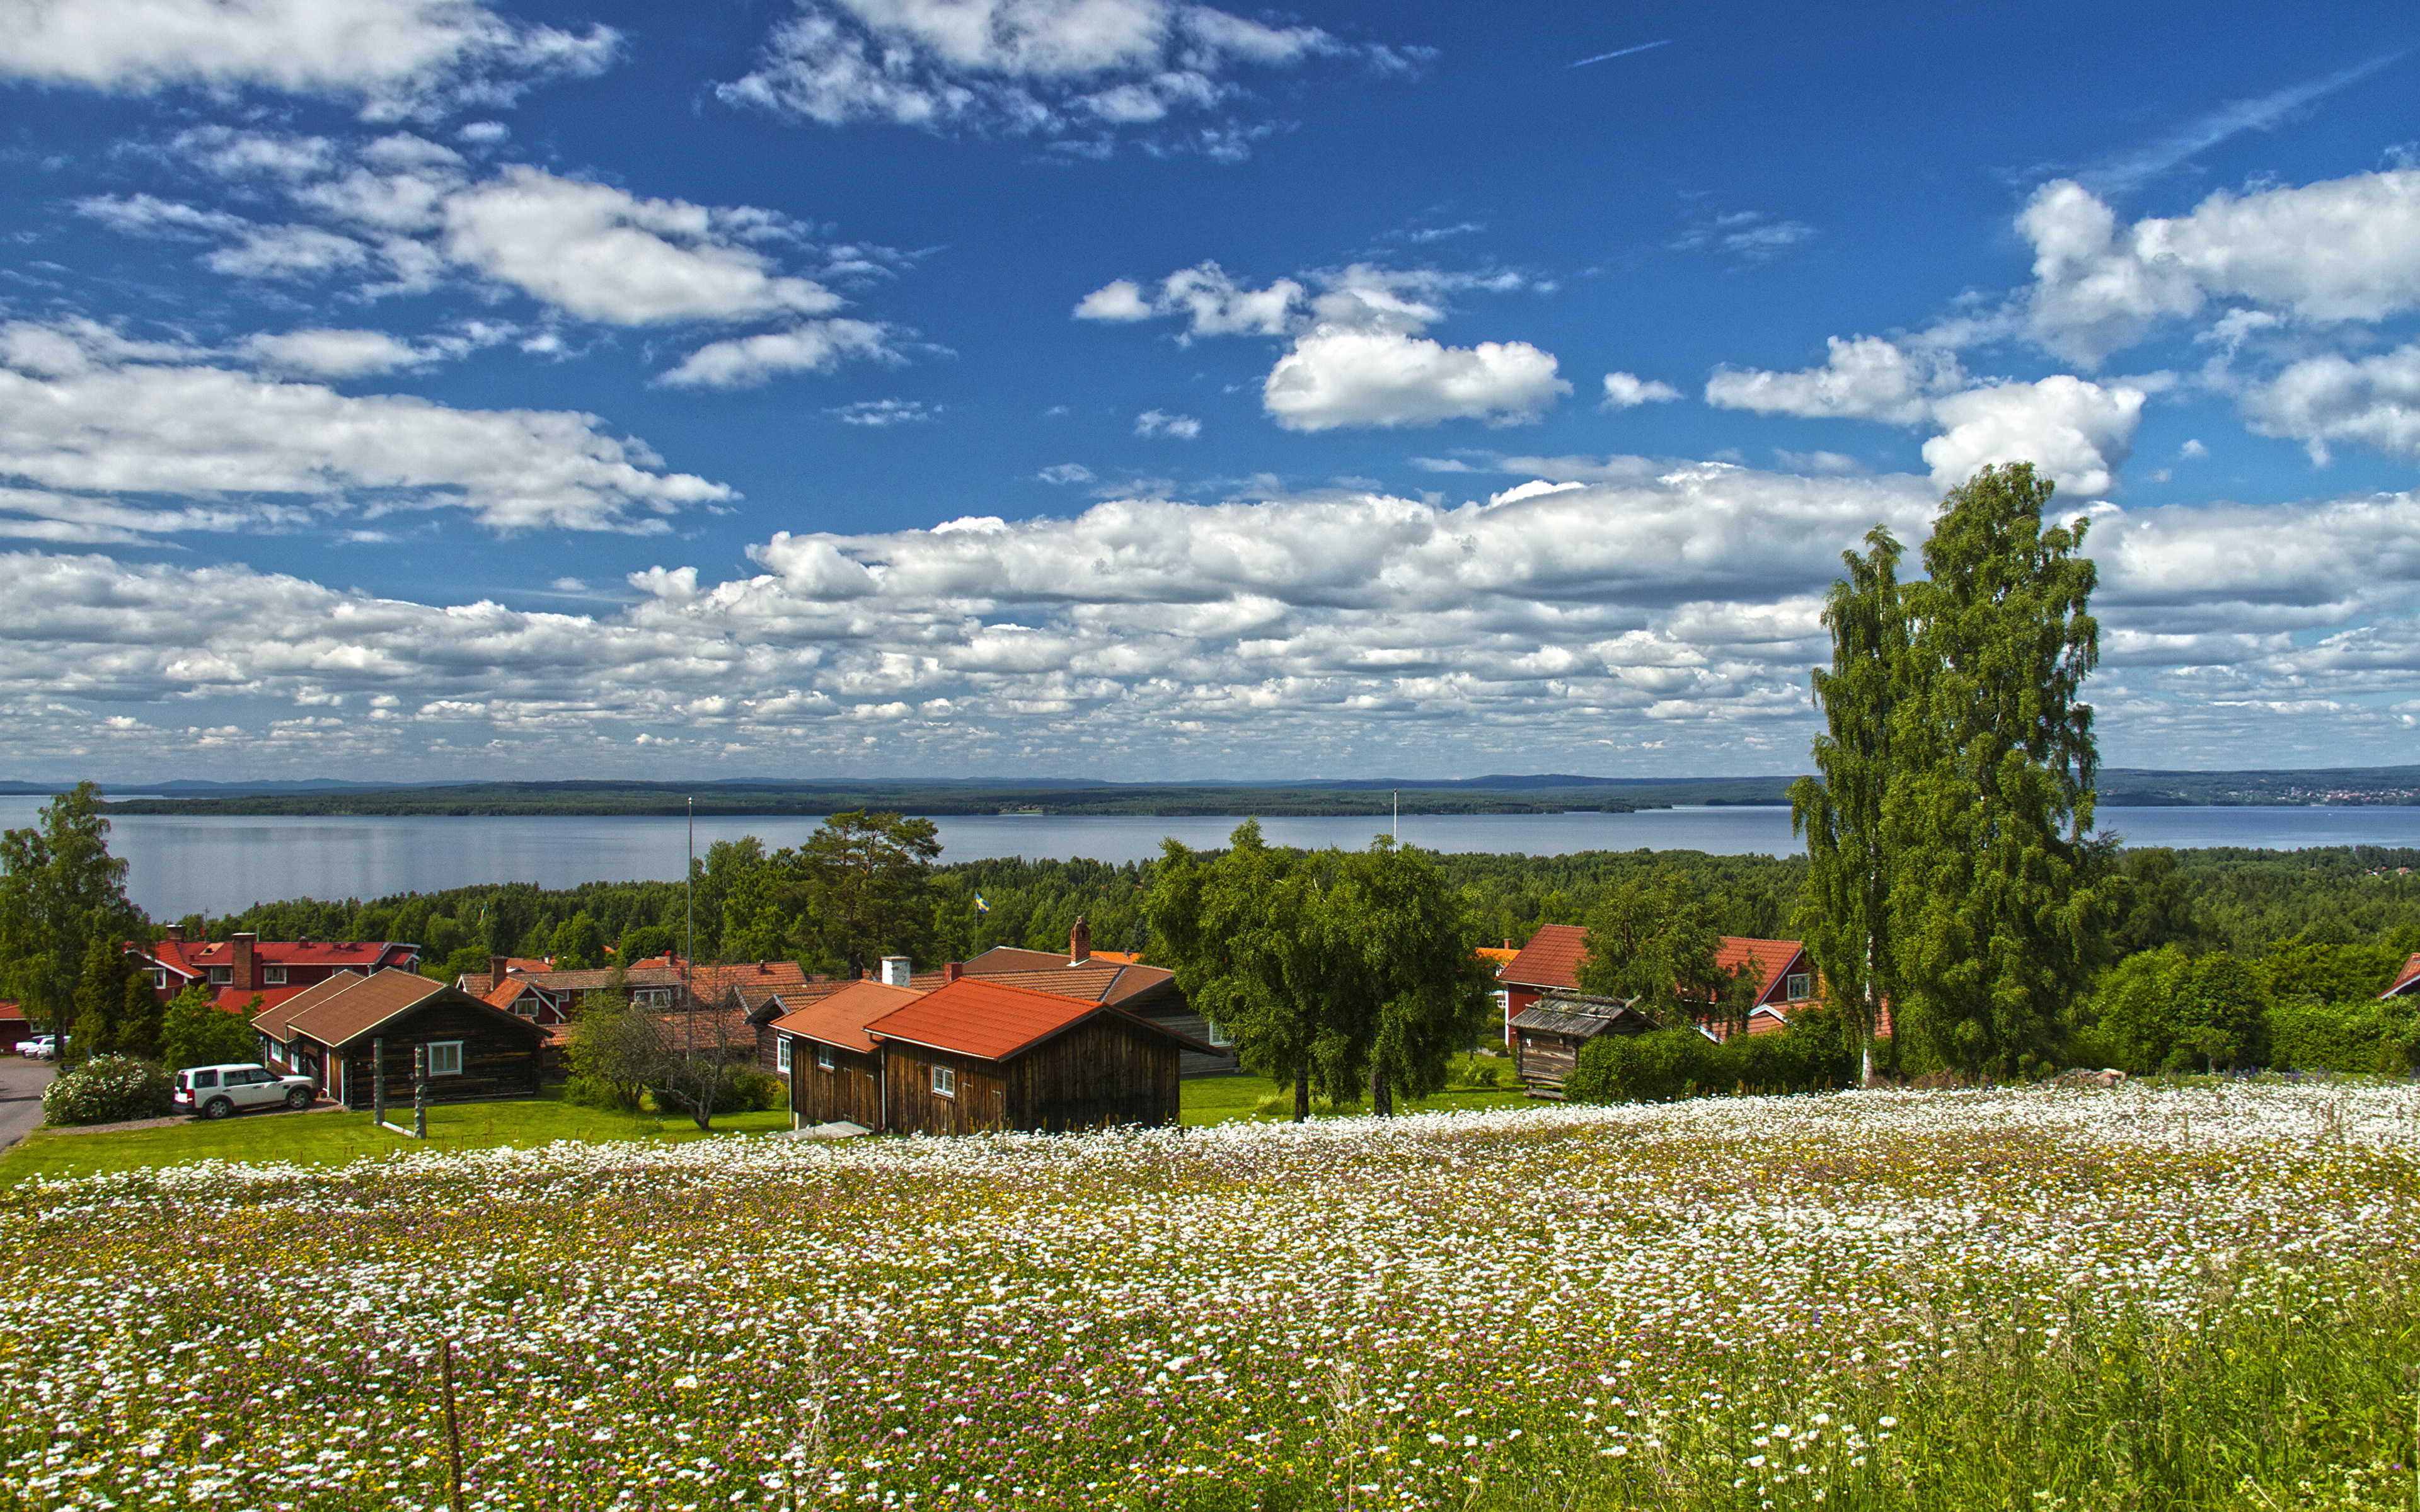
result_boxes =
[768,978,923,1129]
[252,969,546,1109]
[859,975,1214,1135]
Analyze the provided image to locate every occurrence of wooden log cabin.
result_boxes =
[1509,994,1657,1094]
[767,978,918,1130]
[848,976,1215,1135]
[251,968,546,1109]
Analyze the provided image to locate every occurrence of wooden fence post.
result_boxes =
[373,1037,386,1127]
[413,1043,429,1141]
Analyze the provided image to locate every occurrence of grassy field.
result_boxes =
[0,1091,792,1185]
[1180,1055,1532,1125]
[0,1061,1528,1183]
[3,1082,2417,1511]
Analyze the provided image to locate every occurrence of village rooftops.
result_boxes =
[1497,925,1591,992]
[958,946,1177,1007]
[768,979,924,1055]
[1499,924,1816,1008]
[863,976,1216,1062]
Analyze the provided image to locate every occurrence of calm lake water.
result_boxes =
[5,797,2420,919]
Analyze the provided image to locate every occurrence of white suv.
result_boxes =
[173,1063,317,1119]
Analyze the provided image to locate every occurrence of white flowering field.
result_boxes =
[5,1083,2419,1512]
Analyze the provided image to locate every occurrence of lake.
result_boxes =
[4,798,2420,919]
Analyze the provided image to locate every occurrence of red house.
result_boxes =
[128,926,422,1013]
[1494,924,1822,1043]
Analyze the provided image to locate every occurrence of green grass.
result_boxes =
[1180,1053,1533,1125]
[0,1091,792,1185]
[0,1060,1528,1182]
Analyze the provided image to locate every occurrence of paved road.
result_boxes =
[0,1057,57,1150]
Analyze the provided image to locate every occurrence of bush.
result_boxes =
[1461,1058,1502,1090]
[2269,999,2420,1074]
[42,1055,175,1127]
[1565,1017,1857,1104]
[730,1068,788,1113]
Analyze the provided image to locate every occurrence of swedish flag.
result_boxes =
[974,893,991,913]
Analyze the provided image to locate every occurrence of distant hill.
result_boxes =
[45,764,2420,816]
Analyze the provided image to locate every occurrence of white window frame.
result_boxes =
[776,1038,793,1074]
[1785,973,1812,1001]
[425,1040,464,1077]
[146,968,168,991]
[931,1065,955,1098]
[263,965,288,985]
[1204,1018,1233,1048]
[816,1045,836,1072]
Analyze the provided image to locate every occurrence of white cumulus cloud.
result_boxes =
[2238,345,2420,465]
[0,0,617,117]
[1922,376,2147,496]
[1265,328,1565,432]
[656,321,896,389]
[0,319,728,534]
[1705,335,1961,425]
[2022,169,2420,364]
[1600,372,1680,409]
[239,328,431,379]
[718,0,1406,157]
[441,166,844,325]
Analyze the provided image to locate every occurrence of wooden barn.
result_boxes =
[1508,994,1658,1093]
[253,968,546,1109]
[767,978,920,1130]
[860,976,1214,1135]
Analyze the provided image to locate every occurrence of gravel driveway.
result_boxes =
[0,1057,57,1150]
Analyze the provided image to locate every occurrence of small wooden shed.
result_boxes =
[1509,994,1657,1092]
[861,976,1214,1135]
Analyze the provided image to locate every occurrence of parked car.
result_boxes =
[172,1063,316,1119]
[13,1034,60,1060]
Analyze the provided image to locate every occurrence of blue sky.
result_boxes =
[2,0,2417,782]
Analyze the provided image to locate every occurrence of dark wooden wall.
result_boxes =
[330,1002,544,1110]
[1004,1016,1179,1131]
[883,1043,1009,1136]
[1517,1031,1581,1086]
[788,1041,882,1128]
[1119,994,1233,1079]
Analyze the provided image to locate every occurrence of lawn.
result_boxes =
[0,1091,792,1185]
[4,1082,2417,1511]
[1181,1055,1533,1124]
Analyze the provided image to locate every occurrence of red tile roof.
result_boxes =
[142,937,419,974]
[863,976,1129,1062]
[1717,938,1814,1006]
[2382,952,2420,1000]
[1499,924,1589,992]
[770,980,925,1055]
[1501,925,1812,1007]
[959,947,1177,1007]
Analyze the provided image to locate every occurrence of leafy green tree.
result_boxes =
[1796,466,2104,1079]
[565,990,655,1111]
[2079,945,2191,1072]
[2172,953,2267,1073]
[548,910,605,970]
[2106,848,2210,958]
[788,812,943,971]
[117,968,164,1062]
[616,923,676,965]
[1325,838,1494,1115]
[1790,526,1908,1077]
[68,936,137,1065]
[161,986,259,1070]
[0,782,146,1035]
[1575,871,1760,1031]
[1146,822,1336,1121]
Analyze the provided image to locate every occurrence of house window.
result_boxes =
[776,1038,793,1074]
[208,966,231,984]
[512,999,536,1019]
[1785,973,1812,1001]
[263,965,288,985]
[931,1065,955,1097]
[146,968,168,991]
[1204,1018,1234,1048]
[425,1041,463,1077]
[635,987,672,1007]
[817,1046,836,1072]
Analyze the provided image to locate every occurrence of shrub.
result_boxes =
[1566,1017,1857,1104]
[730,1068,788,1113]
[2269,999,2419,1074]
[42,1055,175,1127]
[1461,1058,1502,1090]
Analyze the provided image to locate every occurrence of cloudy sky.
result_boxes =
[2,0,2417,783]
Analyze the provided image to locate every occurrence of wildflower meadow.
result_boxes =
[6,1082,2419,1511]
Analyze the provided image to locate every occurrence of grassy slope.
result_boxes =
[0,1067,1531,1182]
[0,1092,791,1185]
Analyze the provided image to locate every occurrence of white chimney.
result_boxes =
[880,956,911,988]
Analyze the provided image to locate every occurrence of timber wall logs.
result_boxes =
[1004,1016,1179,1131]
[333,1001,544,1109]
[789,1043,882,1129]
